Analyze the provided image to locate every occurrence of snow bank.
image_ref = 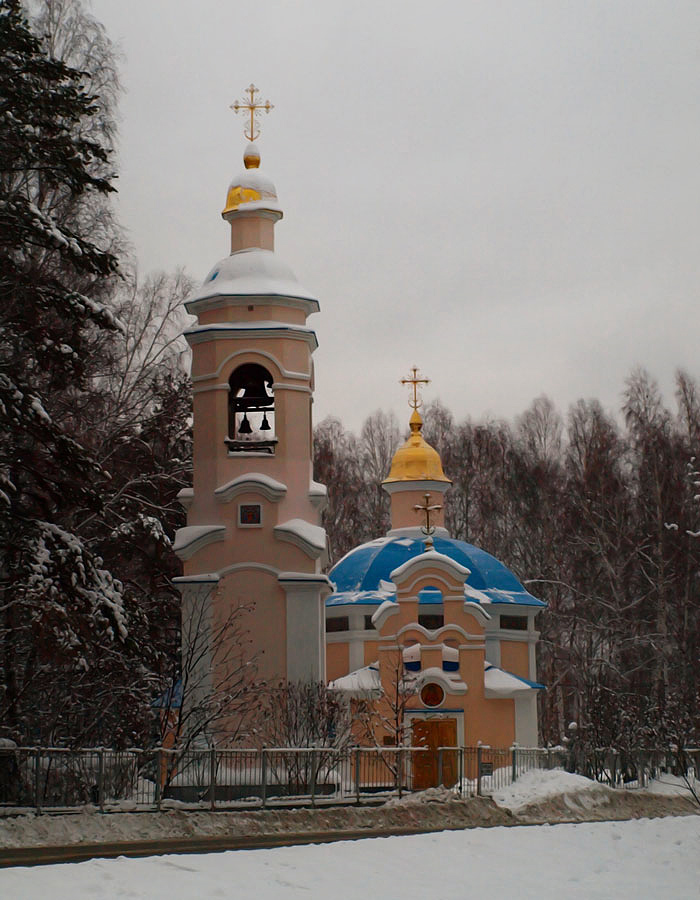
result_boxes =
[491,767,611,812]
[648,772,699,796]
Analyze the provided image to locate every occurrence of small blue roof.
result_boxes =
[326,535,544,609]
[485,663,545,691]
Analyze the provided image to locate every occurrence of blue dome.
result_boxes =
[326,535,544,608]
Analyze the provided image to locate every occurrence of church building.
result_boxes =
[175,86,544,751]
[326,378,545,751]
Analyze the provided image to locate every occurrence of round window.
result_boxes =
[420,682,445,708]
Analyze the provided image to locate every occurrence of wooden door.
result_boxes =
[412,718,458,790]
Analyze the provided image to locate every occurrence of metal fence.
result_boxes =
[0,744,696,814]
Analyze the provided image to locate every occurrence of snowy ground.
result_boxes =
[2,815,699,899]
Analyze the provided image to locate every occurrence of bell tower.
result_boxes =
[174,87,330,734]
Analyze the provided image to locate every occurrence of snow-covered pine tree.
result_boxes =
[0,0,136,745]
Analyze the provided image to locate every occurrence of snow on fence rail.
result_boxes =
[0,744,696,814]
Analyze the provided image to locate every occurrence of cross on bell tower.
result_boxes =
[230,83,274,142]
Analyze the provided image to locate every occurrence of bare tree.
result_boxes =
[255,680,353,794]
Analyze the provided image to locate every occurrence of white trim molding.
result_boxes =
[274,519,327,561]
[192,348,310,384]
[214,473,287,504]
[176,487,194,510]
[184,322,318,352]
[173,525,226,561]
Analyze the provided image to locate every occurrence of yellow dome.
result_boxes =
[222,145,279,217]
[383,410,450,484]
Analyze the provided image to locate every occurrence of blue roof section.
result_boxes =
[326,536,545,609]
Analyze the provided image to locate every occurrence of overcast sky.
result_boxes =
[90,0,700,434]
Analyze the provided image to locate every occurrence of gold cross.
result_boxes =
[230,84,274,142]
[400,366,430,410]
[414,492,442,536]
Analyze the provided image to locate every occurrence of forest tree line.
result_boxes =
[1,0,697,753]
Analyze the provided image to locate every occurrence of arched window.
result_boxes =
[226,363,276,454]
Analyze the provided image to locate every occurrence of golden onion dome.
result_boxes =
[222,143,279,217]
[383,409,450,484]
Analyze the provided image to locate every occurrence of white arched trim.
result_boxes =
[394,623,484,643]
[217,561,281,579]
[173,525,226,561]
[274,519,327,560]
[192,348,310,384]
[406,667,468,696]
[215,473,287,504]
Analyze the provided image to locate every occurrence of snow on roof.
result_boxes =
[173,525,226,560]
[274,518,326,559]
[328,663,381,697]
[326,590,394,607]
[328,535,545,608]
[484,662,544,697]
[214,472,287,503]
[390,549,470,583]
[187,248,319,308]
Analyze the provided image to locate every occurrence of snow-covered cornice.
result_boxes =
[176,487,194,510]
[274,519,327,560]
[184,321,318,351]
[308,480,327,511]
[214,473,287,504]
[173,525,226,561]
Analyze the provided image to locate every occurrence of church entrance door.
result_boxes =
[412,718,458,790]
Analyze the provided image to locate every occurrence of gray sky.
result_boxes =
[90,0,700,433]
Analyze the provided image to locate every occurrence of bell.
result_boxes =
[237,413,252,435]
[260,412,271,431]
[239,380,270,408]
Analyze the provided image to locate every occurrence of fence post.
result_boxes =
[459,747,464,798]
[511,745,517,784]
[438,748,443,787]
[209,746,216,811]
[34,749,42,815]
[397,748,403,799]
[98,748,105,813]
[155,748,162,811]
[354,748,361,805]
[261,748,267,809]
[477,745,483,797]
[310,749,317,807]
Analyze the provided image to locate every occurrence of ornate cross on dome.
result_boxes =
[400,366,430,410]
[414,492,442,544]
[230,84,274,142]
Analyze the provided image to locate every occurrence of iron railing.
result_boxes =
[0,744,696,814]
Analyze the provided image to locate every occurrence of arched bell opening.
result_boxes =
[226,363,277,454]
